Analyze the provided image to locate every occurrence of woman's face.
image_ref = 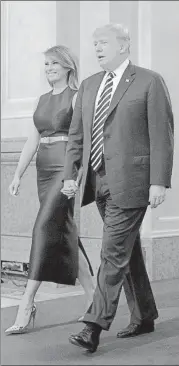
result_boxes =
[44,55,67,85]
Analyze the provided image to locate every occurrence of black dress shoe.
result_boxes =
[117,320,154,338]
[69,324,101,353]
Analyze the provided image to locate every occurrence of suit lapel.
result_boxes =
[106,62,136,120]
[86,63,136,138]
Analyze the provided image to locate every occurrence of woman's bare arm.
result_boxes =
[14,99,40,179]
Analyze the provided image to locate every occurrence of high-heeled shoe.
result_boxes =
[5,304,37,335]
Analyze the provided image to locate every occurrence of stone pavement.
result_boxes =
[1,278,179,365]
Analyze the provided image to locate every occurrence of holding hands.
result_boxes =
[61,166,83,199]
[61,179,79,199]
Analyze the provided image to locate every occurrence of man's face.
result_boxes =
[93,29,123,71]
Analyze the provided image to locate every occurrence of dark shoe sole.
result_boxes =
[69,336,98,353]
[117,327,154,338]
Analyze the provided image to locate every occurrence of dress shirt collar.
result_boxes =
[107,58,129,78]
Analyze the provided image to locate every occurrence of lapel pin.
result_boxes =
[125,79,130,82]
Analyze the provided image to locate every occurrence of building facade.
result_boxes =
[1,1,179,279]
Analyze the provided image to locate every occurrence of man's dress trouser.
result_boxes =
[83,161,158,330]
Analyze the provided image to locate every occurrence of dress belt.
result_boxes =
[40,135,68,144]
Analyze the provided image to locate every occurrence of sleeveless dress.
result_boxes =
[27,87,93,285]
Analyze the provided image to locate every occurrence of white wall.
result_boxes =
[1,1,56,138]
[149,1,179,238]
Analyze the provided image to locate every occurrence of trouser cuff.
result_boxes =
[82,314,110,331]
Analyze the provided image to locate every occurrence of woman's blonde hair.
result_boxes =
[44,45,79,90]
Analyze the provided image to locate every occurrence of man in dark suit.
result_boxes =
[63,23,174,352]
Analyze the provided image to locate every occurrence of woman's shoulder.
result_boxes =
[39,90,52,100]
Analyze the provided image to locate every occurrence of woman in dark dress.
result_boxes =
[5,45,94,335]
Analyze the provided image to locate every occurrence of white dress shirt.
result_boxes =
[93,58,129,152]
[94,58,130,113]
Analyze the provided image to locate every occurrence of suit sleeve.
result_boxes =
[147,74,174,187]
[63,81,84,180]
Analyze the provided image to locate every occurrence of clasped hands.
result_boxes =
[61,180,79,199]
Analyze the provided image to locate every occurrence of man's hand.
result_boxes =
[61,180,78,199]
[149,185,166,208]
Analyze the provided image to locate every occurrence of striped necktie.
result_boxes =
[90,71,115,172]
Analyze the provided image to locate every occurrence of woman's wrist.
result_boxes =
[14,171,21,180]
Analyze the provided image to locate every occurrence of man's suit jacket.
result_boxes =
[64,62,174,208]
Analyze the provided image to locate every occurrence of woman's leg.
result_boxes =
[14,250,94,327]
[78,248,95,310]
[12,279,41,325]
[5,279,41,333]
[21,279,41,306]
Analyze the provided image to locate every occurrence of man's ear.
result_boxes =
[120,45,126,54]
[120,41,128,54]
